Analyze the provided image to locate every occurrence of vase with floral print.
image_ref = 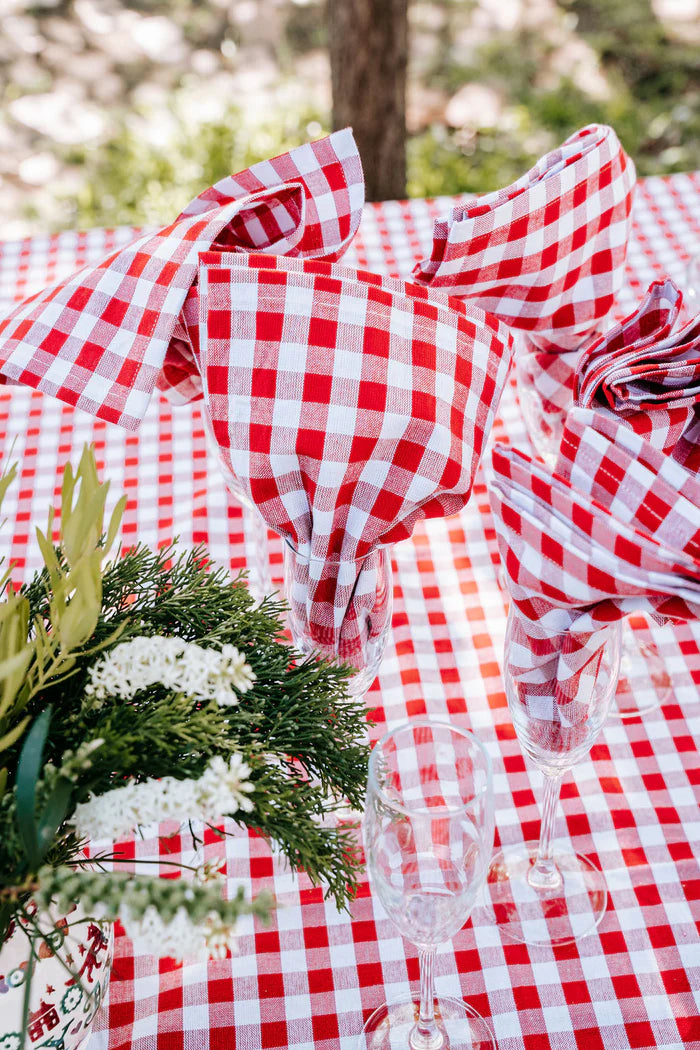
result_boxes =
[0,901,113,1050]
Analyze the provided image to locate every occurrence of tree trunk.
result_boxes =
[328,0,408,202]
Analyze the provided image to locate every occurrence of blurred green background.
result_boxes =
[1,0,698,235]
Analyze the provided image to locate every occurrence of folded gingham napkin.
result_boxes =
[413,124,636,353]
[199,252,513,657]
[0,129,364,428]
[575,278,700,454]
[488,407,700,748]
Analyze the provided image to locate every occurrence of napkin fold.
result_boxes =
[488,407,700,746]
[412,124,636,353]
[0,129,364,429]
[199,252,513,657]
[574,278,700,454]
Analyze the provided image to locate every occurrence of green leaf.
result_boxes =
[36,777,74,858]
[15,707,52,870]
[0,459,17,510]
[105,494,127,553]
[58,558,103,649]
[0,714,30,754]
[20,934,37,1048]
[0,644,34,722]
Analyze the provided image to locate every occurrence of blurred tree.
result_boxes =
[328,0,408,200]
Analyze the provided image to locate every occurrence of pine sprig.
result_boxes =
[7,539,371,919]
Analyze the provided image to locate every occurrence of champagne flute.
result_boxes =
[283,540,393,700]
[486,605,622,946]
[360,720,494,1050]
[514,345,671,719]
[201,409,272,600]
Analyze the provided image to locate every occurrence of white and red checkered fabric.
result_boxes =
[412,124,636,353]
[179,127,363,262]
[0,173,698,1050]
[199,252,513,656]
[488,406,700,635]
[575,278,700,453]
[488,406,700,749]
[0,130,364,428]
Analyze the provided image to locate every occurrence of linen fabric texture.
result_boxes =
[0,129,365,429]
[487,407,700,747]
[199,253,513,657]
[575,277,700,457]
[413,123,636,353]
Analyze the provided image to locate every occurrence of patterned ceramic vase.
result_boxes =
[0,901,113,1050]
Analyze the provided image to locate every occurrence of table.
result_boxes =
[0,173,699,1050]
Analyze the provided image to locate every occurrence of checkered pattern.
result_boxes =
[199,252,513,656]
[0,130,364,428]
[179,126,364,262]
[488,406,700,750]
[574,278,700,453]
[412,125,636,353]
[0,173,698,1050]
[489,408,700,634]
[367,722,493,906]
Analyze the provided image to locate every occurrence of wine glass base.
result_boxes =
[486,843,607,946]
[357,993,495,1050]
[612,620,672,721]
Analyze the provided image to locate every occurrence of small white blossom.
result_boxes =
[73,753,256,841]
[59,738,104,782]
[196,754,255,818]
[120,903,238,962]
[84,635,256,707]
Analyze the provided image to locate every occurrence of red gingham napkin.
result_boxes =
[199,253,513,657]
[488,407,700,746]
[0,130,364,428]
[412,124,636,353]
[575,278,700,454]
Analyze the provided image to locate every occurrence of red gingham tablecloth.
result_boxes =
[0,174,699,1050]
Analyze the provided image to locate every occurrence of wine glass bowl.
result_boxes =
[283,541,393,699]
[486,606,622,946]
[514,343,568,469]
[514,351,672,719]
[360,720,495,1050]
[201,408,273,600]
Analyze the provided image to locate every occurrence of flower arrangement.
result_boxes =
[0,447,369,1039]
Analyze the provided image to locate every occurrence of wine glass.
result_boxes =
[486,605,622,946]
[201,409,273,600]
[360,720,495,1050]
[282,541,393,699]
[515,345,672,719]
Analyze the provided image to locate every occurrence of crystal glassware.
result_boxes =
[201,410,272,601]
[359,719,495,1050]
[282,541,393,699]
[515,345,672,719]
[486,605,622,946]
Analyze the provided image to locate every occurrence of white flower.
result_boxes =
[59,738,104,782]
[197,755,255,819]
[73,753,256,841]
[120,904,238,962]
[84,635,256,707]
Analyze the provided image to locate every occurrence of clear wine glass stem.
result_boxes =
[528,773,564,891]
[411,949,443,1050]
[242,504,272,600]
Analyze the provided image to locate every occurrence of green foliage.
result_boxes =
[61,102,328,230]
[17,0,700,225]
[411,2,699,198]
[0,448,370,955]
